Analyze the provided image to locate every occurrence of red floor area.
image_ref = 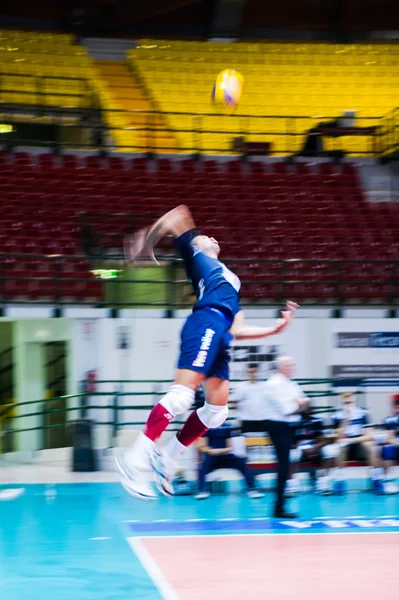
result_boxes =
[141,533,399,599]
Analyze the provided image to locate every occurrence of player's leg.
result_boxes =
[196,454,217,499]
[115,368,203,500]
[334,442,349,494]
[152,377,229,497]
[265,420,293,516]
[366,440,385,493]
[151,321,231,497]
[116,311,217,499]
[226,455,264,498]
[380,445,399,494]
[356,440,383,492]
[320,443,340,494]
[286,446,302,497]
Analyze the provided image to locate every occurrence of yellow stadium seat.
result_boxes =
[127,39,399,154]
[0,29,95,117]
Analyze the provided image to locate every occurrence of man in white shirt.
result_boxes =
[264,355,308,518]
[233,363,270,432]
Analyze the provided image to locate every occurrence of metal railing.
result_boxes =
[0,98,386,155]
[0,72,95,110]
[0,379,363,453]
[380,107,399,157]
[0,254,398,307]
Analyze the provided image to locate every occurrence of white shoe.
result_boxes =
[195,491,210,500]
[383,480,399,494]
[285,478,300,498]
[114,451,157,501]
[316,476,333,496]
[247,489,264,499]
[150,448,175,499]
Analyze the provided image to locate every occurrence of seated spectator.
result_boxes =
[373,394,399,494]
[287,406,337,496]
[332,392,378,493]
[195,422,264,500]
[232,363,269,433]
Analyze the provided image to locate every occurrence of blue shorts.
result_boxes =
[381,445,399,461]
[177,309,233,380]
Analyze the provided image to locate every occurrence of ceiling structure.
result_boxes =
[1,0,399,38]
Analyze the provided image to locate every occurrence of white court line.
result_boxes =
[136,531,399,540]
[154,519,171,523]
[122,520,142,523]
[0,488,25,500]
[127,536,180,600]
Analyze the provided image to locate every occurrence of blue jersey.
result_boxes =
[204,423,232,449]
[384,414,399,438]
[332,408,369,438]
[176,229,241,325]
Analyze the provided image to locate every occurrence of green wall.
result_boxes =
[103,265,194,308]
[0,318,75,452]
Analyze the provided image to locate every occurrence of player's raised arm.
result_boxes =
[230,301,298,340]
[146,205,196,246]
[126,205,196,264]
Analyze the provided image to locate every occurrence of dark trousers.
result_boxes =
[241,420,268,434]
[264,420,293,511]
[198,454,256,492]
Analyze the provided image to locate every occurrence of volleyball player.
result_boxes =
[374,394,399,494]
[116,205,298,500]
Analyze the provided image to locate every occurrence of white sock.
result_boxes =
[162,435,186,466]
[372,467,383,480]
[333,468,343,480]
[125,432,155,469]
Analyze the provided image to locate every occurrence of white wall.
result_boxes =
[328,319,399,423]
[70,315,399,426]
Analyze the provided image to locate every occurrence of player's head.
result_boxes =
[392,394,399,414]
[276,355,295,378]
[193,235,220,258]
[247,363,259,382]
[341,391,356,410]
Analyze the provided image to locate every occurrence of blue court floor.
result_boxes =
[1,483,398,600]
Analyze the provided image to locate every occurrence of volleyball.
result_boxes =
[211,69,244,112]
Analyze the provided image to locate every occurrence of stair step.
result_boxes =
[94,59,178,152]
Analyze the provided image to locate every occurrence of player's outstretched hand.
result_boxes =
[124,228,151,264]
[139,205,195,266]
[273,300,299,334]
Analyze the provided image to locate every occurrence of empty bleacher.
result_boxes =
[0,152,398,303]
[129,40,399,154]
[0,30,93,109]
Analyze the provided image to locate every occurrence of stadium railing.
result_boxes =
[0,99,385,156]
[0,254,398,308]
[0,379,362,454]
[380,106,399,157]
[0,73,97,110]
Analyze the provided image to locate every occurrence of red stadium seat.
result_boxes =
[13,152,31,167]
[109,156,125,170]
[61,154,78,169]
[1,151,398,303]
[180,159,197,173]
[38,153,56,169]
[85,155,105,169]
[155,158,174,172]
